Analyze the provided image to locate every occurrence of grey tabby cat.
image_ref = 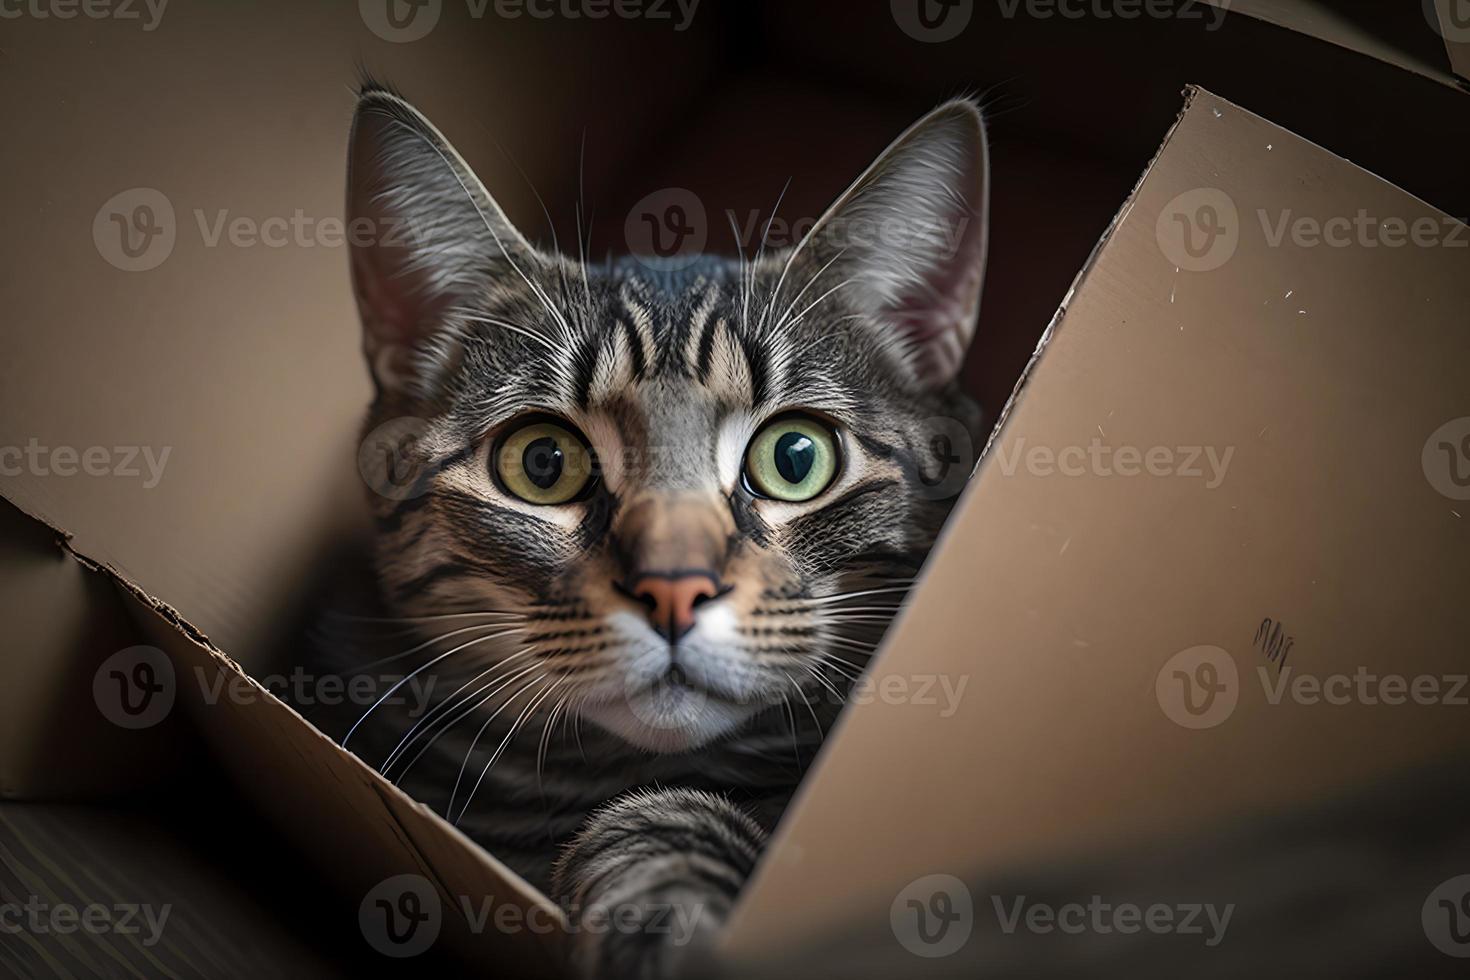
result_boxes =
[329,82,988,978]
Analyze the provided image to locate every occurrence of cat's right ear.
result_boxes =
[346,85,539,397]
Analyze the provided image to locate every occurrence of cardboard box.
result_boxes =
[3,3,1469,974]
[723,83,1470,973]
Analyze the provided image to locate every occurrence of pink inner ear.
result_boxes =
[889,190,987,388]
[347,99,477,364]
[351,246,408,345]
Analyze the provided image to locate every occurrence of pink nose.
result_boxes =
[628,573,721,641]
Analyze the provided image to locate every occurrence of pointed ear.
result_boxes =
[795,99,989,389]
[346,85,541,395]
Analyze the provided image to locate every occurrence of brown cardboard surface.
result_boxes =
[1432,0,1470,80]
[0,803,344,977]
[724,86,1470,959]
[0,498,184,799]
[1,5,1467,971]
[1206,0,1463,85]
[0,0,719,681]
[109,568,569,977]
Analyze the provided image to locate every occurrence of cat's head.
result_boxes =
[348,85,988,753]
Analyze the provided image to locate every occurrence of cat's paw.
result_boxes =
[552,788,765,980]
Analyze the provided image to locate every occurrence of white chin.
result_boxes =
[581,687,758,753]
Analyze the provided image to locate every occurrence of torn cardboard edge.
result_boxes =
[976,79,1468,493]
[973,86,1204,480]
[0,490,569,975]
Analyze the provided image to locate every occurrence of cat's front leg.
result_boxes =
[551,787,766,980]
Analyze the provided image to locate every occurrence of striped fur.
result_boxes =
[311,83,989,978]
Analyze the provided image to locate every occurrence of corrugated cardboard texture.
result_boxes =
[725,87,1470,959]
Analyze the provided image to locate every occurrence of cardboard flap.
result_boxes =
[0,496,186,800]
[82,551,570,976]
[1208,0,1464,84]
[1431,0,1470,81]
[725,86,1470,959]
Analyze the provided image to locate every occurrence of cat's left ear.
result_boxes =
[794,99,988,389]
[346,85,544,397]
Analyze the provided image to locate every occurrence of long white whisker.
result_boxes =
[382,646,537,771]
[449,310,558,352]
[326,610,523,624]
[343,628,525,747]
[455,675,568,825]
[345,623,522,675]
[765,246,847,336]
[779,276,859,333]
[445,672,546,817]
[381,117,576,347]
[389,658,544,780]
[803,586,914,606]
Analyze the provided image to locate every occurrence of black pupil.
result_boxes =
[523,437,565,490]
[774,431,816,484]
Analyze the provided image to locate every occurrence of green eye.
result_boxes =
[494,419,594,505]
[744,415,840,502]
